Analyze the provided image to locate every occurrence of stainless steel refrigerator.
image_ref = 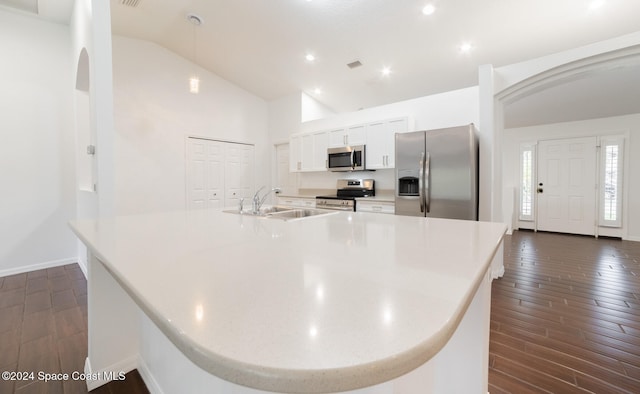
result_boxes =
[395,124,479,220]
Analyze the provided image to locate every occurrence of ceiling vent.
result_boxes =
[347,60,363,69]
[120,0,141,7]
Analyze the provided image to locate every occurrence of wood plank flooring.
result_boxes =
[489,230,640,393]
[2,231,640,393]
[0,264,148,394]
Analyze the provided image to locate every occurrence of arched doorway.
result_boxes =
[75,47,98,271]
[497,47,640,237]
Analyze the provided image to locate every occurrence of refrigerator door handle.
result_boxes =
[419,151,425,213]
[425,152,431,213]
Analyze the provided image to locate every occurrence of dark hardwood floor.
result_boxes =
[2,231,639,393]
[0,264,148,394]
[489,230,640,393]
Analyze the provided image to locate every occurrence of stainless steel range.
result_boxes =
[316,179,375,211]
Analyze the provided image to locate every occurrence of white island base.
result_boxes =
[85,249,502,394]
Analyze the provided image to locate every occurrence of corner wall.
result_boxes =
[0,10,76,275]
[111,36,269,215]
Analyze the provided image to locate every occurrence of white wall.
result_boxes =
[268,92,302,143]
[112,36,270,215]
[301,92,336,123]
[0,10,77,275]
[495,32,640,95]
[300,86,479,134]
[503,113,640,241]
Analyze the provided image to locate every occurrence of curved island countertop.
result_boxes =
[70,209,506,393]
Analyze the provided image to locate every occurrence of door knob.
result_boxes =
[537,188,543,193]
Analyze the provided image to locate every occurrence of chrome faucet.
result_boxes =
[252,186,281,214]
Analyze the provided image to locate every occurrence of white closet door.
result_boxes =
[187,139,207,210]
[205,142,224,209]
[187,138,253,210]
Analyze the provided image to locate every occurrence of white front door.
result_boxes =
[537,137,597,235]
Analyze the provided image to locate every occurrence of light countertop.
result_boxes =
[70,210,506,393]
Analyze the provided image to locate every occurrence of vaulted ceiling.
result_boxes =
[3,0,640,128]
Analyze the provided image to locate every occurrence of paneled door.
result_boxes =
[187,139,224,210]
[537,137,597,235]
[186,138,254,210]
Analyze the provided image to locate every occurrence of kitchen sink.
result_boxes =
[266,208,336,220]
[258,206,293,214]
[223,206,337,221]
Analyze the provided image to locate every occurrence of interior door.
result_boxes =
[186,138,224,210]
[537,137,597,235]
[187,139,207,209]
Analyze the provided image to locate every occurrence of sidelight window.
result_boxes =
[519,144,536,221]
[599,136,624,227]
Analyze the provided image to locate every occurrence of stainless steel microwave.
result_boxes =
[327,145,366,172]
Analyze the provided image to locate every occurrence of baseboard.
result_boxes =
[77,259,88,278]
[84,355,139,391]
[624,235,640,242]
[137,356,165,394]
[0,257,77,278]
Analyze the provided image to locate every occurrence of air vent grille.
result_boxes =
[347,60,363,69]
[121,0,141,7]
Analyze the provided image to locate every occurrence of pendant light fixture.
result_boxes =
[186,13,202,94]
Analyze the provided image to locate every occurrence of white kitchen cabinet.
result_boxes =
[328,125,366,148]
[187,138,254,210]
[328,127,346,148]
[301,133,313,171]
[276,196,316,208]
[356,200,395,215]
[311,131,328,171]
[290,131,328,172]
[365,117,408,169]
[289,134,302,172]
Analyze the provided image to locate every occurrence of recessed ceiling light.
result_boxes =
[589,0,606,11]
[458,42,473,54]
[422,4,436,15]
[381,67,392,76]
[305,53,315,62]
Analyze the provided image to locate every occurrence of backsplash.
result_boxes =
[297,168,395,191]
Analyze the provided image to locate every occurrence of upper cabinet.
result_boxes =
[289,134,302,172]
[328,125,366,148]
[366,117,408,170]
[311,131,329,170]
[290,130,328,172]
[291,116,410,173]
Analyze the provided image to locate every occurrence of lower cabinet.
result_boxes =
[276,196,316,208]
[356,200,395,215]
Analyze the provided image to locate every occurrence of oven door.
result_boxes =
[316,198,356,211]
